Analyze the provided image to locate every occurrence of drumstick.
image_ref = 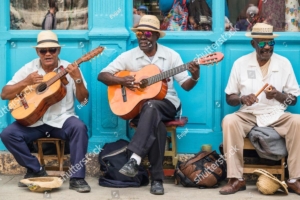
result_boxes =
[255,83,269,97]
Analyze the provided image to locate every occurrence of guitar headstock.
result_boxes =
[197,52,224,66]
[80,46,105,62]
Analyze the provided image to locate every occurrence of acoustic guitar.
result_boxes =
[108,52,224,120]
[9,46,104,126]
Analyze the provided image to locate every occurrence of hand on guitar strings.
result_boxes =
[25,71,43,85]
[65,63,82,81]
[121,75,140,91]
[188,62,200,80]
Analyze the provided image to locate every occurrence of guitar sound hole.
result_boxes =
[36,83,48,93]
[139,79,148,89]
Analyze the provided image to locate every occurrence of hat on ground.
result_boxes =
[20,177,63,192]
[245,23,279,39]
[33,30,63,48]
[253,169,288,195]
[131,15,166,38]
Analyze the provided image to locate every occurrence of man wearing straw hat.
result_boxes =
[220,23,300,195]
[0,30,91,193]
[98,15,200,195]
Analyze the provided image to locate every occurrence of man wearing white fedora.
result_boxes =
[98,15,200,195]
[0,30,91,193]
[221,23,300,195]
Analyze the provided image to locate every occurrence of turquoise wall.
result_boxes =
[0,0,299,153]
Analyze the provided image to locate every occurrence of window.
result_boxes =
[227,0,300,32]
[10,0,88,30]
[133,0,213,31]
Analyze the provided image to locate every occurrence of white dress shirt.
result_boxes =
[225,51,300,127]
[101,43,190,109]
[6,58,87,128]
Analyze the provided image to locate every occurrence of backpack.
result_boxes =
[98,139,149,188]
[174,150,227,188]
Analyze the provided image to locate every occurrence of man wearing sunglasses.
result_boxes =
[220,23,300,195]
[98,15,200,195]
[0,30,91,193]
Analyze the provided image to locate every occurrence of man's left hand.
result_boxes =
[65,64,82,81]
[264,85,278,99]
[188,62,200,80]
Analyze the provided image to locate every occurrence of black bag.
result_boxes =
[175,150,227,188]
[98,139,149,187]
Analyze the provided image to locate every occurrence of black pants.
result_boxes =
[128,99,177,181]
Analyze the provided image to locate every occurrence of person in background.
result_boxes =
[42,0,58,30]
[235,4,265,31]
[137,5,148,18]
[133,7,141,28]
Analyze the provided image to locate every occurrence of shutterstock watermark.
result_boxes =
[0,85,35,118]
[60,144,103,181]
[193,29,236,63]
[77,98,88,110]
[194,145,239,184]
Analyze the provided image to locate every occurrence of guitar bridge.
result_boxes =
[18,93,29,109]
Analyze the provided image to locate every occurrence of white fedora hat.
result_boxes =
[33,30,63,48]
[131,15,165,38]
[245,23,279,39]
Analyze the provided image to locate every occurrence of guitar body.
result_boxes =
[108,65,168,120]
[9,71,67,126]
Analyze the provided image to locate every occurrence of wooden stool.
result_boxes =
[130,117,188,169]
[243,138,285,181]
[35,138,68,176]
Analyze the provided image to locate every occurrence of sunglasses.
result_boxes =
[254,40,275,48]
[136,31,153,39]
[38,48,58,55]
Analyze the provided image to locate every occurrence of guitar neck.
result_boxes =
[147,61,192,86]
[46,58,83,86]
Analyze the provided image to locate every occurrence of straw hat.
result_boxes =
[253,169,288,195]
[20,177,63,192]
[131,15,165,38]
[33,30,63,48]
[245,23,279,39]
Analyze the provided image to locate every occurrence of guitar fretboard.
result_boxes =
[46,58,83,87]
[147,62,192,86]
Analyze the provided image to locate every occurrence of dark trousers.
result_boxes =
[0,116,88,178]
[128,99,177,182]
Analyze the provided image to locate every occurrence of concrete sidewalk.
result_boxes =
[0,175,297,200]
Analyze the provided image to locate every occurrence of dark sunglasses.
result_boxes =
[136,31,153,39]
[253,40,275,48]
[38,48,58,55]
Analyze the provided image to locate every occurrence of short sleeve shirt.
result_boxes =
[100,43,190,109]
[225,51,300,126]
[7,58,87,128]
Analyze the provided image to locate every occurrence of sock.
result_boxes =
[130,153,141,165]
[238,178,244,181]
[288,179,297,183]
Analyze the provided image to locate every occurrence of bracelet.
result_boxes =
[240,96,244,105]
[191,77,200,82]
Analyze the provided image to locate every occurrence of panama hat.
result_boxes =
[253,169,288,195]
[131,15,166,38]
[20,177,63,192]
[33,30,63,48]
[245,23,279,39]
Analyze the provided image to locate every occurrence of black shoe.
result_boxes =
[69,178,91,193]
[18,166,48,187]
[150,181,164,195]
[119,158,138,177]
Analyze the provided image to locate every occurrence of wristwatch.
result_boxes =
[75,78,82,84]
